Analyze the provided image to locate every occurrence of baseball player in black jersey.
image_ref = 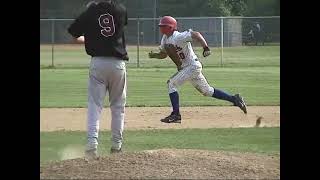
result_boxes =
[68,0,128,159]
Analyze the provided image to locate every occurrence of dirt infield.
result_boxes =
[40,106,280,179]
[40,106,280,131]
[40,149,280,179]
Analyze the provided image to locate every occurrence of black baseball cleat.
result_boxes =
[110,147,122,154]
[233,94,247,114]
[160,112,181,123]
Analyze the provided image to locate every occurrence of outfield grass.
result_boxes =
[40,45,280,68]
[40,67,279,107]
[40,127,280,164]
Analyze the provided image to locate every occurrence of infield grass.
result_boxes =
[40,127,280,164]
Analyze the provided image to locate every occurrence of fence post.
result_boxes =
[220,17,224,67]
[51,20,55,67]
[153,0,157,44]
[137,18,140,68]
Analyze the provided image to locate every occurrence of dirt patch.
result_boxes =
[40,107,280,179]
[40,149,279,179]
[40,106,280,131]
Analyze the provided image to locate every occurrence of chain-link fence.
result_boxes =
[40,16,280,68]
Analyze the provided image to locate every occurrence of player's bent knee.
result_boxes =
[167,79,178,94]
[200,87,215,97]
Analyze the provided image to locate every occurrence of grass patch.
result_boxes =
[40,45,280,68]
[40,127,280,164]
[40,67,279,107]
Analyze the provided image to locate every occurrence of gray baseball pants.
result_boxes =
[86,56,126,151]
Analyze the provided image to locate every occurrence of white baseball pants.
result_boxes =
[168,61,215,96]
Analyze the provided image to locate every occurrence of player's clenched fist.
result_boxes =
[203,46,211,57]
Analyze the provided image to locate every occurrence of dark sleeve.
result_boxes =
[118,3,128,26]
[124,9,128,26]
[67,11,88,38]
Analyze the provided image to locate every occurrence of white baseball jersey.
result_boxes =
[161,29,215,97]
[159,29,200,68]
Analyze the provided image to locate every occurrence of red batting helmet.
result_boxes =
[158,16,177,30]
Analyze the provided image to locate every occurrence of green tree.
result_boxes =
[244,0,279,16]
[158,0,233,17]
[225,0,247,16]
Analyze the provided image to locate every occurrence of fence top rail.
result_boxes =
[40,16,280,21]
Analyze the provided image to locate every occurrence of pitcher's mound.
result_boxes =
[40,149,279,179]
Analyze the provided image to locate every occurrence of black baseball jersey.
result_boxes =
[68,1,128,60]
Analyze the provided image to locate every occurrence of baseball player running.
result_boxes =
[68,0,128,159]
[149,16,247,123]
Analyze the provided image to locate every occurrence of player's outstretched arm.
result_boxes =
[148,50,168,59]
[191,31,211,57]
